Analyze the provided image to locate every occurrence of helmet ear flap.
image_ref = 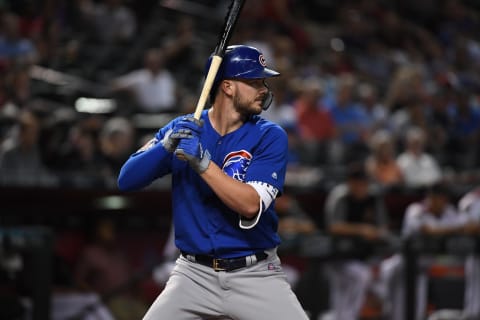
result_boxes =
[262,91,274,110]
[261,80,273,110]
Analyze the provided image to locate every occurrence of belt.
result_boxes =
[181,251,268,272]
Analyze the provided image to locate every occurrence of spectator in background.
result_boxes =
[110,48,178,114]
[383,65,428,113]
[324,164,389,320]
[356,82,391,132]
[446,89,480,170]
[91,0,136,45]
[54,119,108,188]
[0,108,57,186]
[6,65,33,109]
[262,78,296,128]
[390,99,431,141]
[328,74,371,164]
[162,15,199,91]
[396,126,442,189]
[0,12,37,66]
[365,129,403,190]
[51,254,115,320]
[378,183,469,320]
[242,0,311,54]
[428,89,453,166]
[353,40,393,90]
[98,117,136,188]
[457,187,480,320]
[74,217,148,320]
[292,76,336,165]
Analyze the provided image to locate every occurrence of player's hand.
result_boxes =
[174,117,210,173]
[161,117,202,152]
[359,225,381,241]
[462,223,480,235]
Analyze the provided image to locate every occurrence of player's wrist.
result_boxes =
[197,150,211,173]
[161,129,178,153]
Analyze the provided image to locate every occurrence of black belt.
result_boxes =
[181,251,268,272]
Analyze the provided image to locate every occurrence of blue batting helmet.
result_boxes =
[206,45,280,101]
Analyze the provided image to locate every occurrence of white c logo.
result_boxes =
[259,54,267,67]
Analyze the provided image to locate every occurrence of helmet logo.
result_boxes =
[259,54,267,67]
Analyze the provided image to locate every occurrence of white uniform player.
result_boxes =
[378,184,468,320]
[458,187,480,319]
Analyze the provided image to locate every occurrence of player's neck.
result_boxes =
[208,106,244,136]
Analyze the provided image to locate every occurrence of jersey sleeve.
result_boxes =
[117,119,178,191]
[245,124,288,194]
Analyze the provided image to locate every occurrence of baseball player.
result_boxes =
[323,164,389,320]
[457,187,480,319]
[378,183,469,320]
[118,45,309,320]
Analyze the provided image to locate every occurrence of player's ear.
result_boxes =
[221,80,234,97]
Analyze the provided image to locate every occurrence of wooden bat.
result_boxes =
[193,0,245,120]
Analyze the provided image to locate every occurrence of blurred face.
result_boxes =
[428,194,449,216]
[231,79,269,116]
[408,138,424,154]
[18,112,40,147]
[96,219,116,245]
[337,84,354,106]
[349,179,369,199]
[377,142,394,160]
[145,50,164,73]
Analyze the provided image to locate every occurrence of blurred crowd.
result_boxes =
[0,0,480,193]
[1,1,480,319]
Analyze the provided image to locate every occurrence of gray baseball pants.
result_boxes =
[142,249,309,320]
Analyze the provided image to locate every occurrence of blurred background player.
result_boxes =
[457,186,480,320]
[323,163,389,320]
[378,183,469,320]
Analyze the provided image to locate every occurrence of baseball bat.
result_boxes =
[193,0,245,120]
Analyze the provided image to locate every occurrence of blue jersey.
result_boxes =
[118,110,288,258]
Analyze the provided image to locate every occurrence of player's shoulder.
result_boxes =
[405,202,425,219]
[249,115,287,138]
[167,112,199,127]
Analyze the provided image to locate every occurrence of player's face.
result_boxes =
[232,79,268,115]
[429,194,449,216]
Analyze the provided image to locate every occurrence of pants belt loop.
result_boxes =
[246,254,257,267]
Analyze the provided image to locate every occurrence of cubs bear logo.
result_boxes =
[222,150,252,181]
[259,54,266,67]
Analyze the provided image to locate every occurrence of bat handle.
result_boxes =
[177,56,223,162]
[176,56,222,161]
[193,55,223,120]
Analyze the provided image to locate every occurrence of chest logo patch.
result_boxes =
[222,150,252,181]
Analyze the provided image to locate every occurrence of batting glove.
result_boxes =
[174,117,210,173]
[161,117,203,152]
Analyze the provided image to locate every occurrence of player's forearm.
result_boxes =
[118,143,171,191]
[329,223,381,239]
[421,225,464,236]
[200,162,260,218]
[329,223,366,236]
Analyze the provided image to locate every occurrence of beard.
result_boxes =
[233,93,263,117]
